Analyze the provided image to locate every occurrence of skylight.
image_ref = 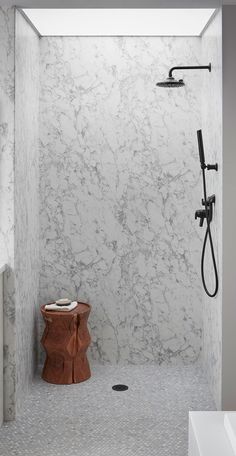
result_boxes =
[22,8,215,37]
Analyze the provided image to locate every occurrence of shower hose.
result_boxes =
[201,165,219,298]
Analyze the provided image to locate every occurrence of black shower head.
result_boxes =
[156,76,185,88]
[156,64,211,88]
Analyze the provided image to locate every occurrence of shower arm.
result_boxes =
[168,64,211,78]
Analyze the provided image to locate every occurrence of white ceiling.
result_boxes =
[23,8,215,36]
[3,0,236,7]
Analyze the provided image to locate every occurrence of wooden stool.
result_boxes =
[40,302,91,385]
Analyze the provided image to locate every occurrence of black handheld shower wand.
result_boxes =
[197,129,205,167]
[195,130,218,298]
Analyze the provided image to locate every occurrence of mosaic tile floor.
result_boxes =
[0,364,215,456]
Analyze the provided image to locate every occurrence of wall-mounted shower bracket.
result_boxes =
[201,162,218,171]
[206,163,218,171]
[201,194,216,207]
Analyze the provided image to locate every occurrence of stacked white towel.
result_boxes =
[45,301,78,312]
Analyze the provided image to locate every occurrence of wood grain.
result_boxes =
[41,302,91,384]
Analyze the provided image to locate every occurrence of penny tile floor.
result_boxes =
[0,364,215,456]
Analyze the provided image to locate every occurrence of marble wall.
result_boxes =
[0,6,40,420]
[15,10,40,414]
[0,4,16,421]
[0,7,224,417]
[39,36,203,365]
[201,9,223,409]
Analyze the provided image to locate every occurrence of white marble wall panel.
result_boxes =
[39,36,203,365]
[0,4,16,420]
[201,9,223,409]
[0,6,40,420]
[15,10,39,414]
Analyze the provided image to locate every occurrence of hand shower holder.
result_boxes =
[202,194,216,207]
[201,162,218,171]
[206,163,218,171]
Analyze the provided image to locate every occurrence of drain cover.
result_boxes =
[112,384,128,391]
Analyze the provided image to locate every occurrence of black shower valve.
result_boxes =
[195,209,207,227]
[195,195,215,227]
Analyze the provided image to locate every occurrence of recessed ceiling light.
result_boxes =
[22,8,215,37]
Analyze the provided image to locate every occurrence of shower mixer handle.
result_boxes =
[195,209,207,227]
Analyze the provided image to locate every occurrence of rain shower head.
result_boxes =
[156,77,185,88]
[156,63,211,88]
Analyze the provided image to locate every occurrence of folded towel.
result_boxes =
[45,301,78,312]
[55,298,71,305]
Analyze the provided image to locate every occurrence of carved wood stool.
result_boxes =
[40,302,91,384]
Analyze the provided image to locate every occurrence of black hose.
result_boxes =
[201,166,219,297]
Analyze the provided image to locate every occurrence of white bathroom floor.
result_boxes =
[0,364,215,456]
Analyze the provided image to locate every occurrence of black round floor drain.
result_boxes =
[112,384,128,391]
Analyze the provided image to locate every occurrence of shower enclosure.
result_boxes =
[4,3,236,455]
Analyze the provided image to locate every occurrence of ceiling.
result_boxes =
[3,0,236,7]
[23,8,215,36]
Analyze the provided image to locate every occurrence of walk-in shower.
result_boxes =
[0,4,226,456]
[157,64,218,297]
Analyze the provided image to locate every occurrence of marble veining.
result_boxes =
[201,9,223,409]
[15,10,40,414]
[0,7,40,420]
[0,8,224,423]
[39,37,203,365]
[0,5,16,421]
